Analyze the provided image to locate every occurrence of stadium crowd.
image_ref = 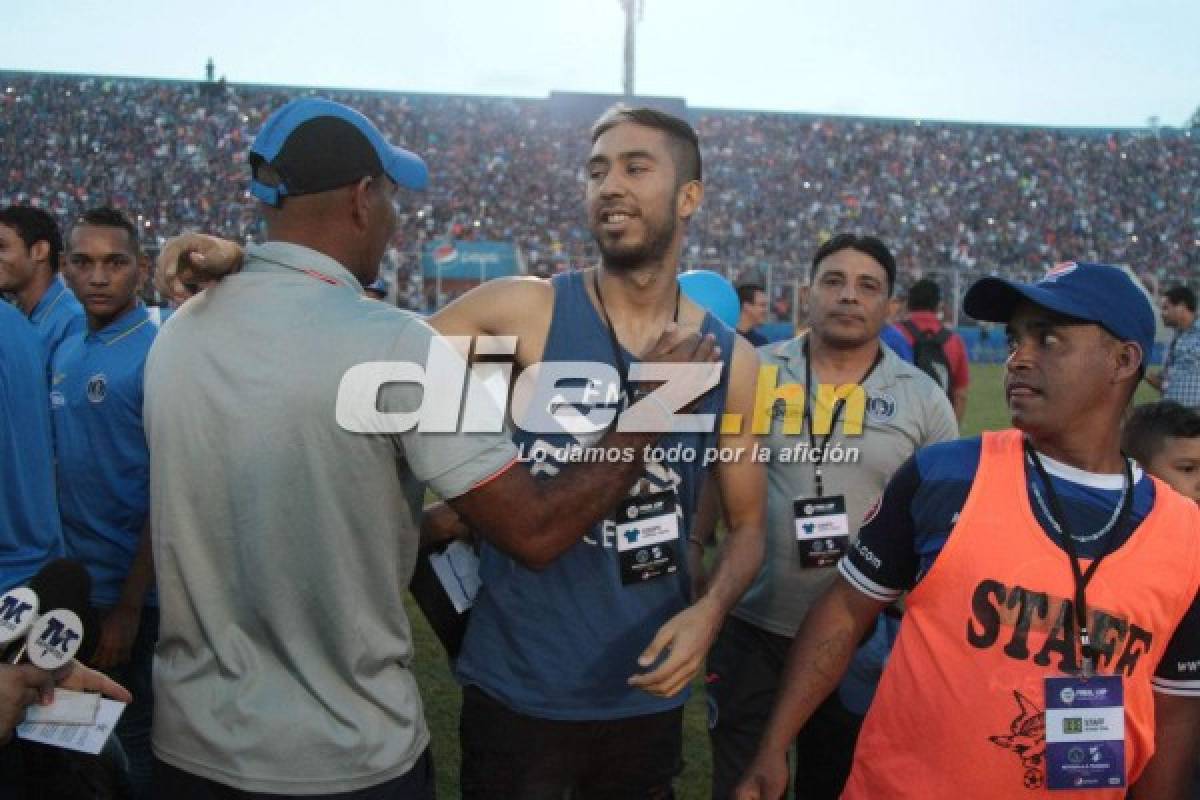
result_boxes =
[3,71,1198,309]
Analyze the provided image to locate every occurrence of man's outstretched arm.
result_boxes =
[734,577,886,800]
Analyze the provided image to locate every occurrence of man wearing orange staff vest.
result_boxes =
[736,262,1200,799]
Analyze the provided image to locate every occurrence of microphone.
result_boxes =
[0,586,40,651]
[2,559,94,666]
[21,608,85,670]
[29,559,92,621]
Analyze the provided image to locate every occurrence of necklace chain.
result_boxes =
[1029,464,1129,544]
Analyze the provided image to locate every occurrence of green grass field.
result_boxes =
[406,364,1155,797]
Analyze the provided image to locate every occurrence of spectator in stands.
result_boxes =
[1148,285,1200,408]
[899,279,969,423]
[879,286,914,362]
[736,281,769,345]
[0,206,84,370]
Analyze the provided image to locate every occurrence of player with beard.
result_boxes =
[438,109,762,800]
[156,105,766,798]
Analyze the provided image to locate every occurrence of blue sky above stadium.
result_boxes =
[6,0,1199,127]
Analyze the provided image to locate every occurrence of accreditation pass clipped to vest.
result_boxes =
[1045,675,1125,790]
[1027,441,1133,791]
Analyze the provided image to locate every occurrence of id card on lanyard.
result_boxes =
[615,490,680,584]
[1025,441,1133,790]
[1045,676,1125,790]
[794,495,850,568]
[592,272,684,586]
[793,339,880,568]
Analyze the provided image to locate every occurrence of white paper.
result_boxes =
[17,697,126,754]
[22,688,100,725]
[429,540,482,614]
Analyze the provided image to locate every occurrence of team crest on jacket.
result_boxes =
[86,373,107,404]
[989,689,1046,790]
[866,392,897,422]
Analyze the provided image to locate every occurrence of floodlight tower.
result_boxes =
[620,0,644,97]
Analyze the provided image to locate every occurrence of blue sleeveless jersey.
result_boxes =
[455,270,735,720]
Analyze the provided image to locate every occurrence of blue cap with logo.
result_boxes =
[249,98,428,207]
[963,261,1155,361]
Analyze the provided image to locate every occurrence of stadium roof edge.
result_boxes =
[686,102,1195,134]
[1,68,1193,135]
[0,67,554,106]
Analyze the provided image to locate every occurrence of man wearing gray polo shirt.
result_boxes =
[706,234,957,799]
[144,99,711,799]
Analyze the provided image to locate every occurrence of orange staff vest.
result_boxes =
[842,429,1200,798]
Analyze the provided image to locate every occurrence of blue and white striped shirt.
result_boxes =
[1165,320,1200,408]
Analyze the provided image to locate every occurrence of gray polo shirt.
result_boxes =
[732,334,957,637]
[145,242,516,794]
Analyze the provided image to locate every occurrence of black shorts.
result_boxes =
[459,685,682,800]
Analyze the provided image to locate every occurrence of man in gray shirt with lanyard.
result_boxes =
[704,234,958,799]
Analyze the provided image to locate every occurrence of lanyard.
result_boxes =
[592,270,680,406]
[802,337,882,497]
[1023,439,1133,677]
[256,254,343,287]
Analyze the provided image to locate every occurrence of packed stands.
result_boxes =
[3,71,1197,311]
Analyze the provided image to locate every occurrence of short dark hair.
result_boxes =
[1123,401,1200,466]
[591,106,702,186]
[907,279,941,311]
[0,206,63,274]
[737,283,764,307]
[810,233,896,295]
[73,207,141,256]
[1164,285,1197,313]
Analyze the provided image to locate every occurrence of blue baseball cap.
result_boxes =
[963,261,1155,362]
[249,98,428,207]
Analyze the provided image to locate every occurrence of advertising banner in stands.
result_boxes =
[421,240,524,281]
